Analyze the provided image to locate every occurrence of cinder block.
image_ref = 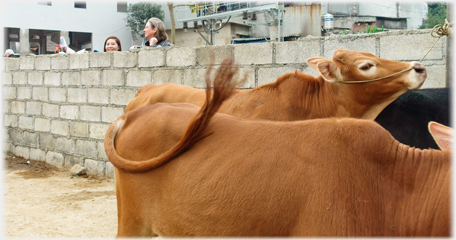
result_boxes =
[64,155,84,169]
[45,151,64,167]
[29,148,46,161]
[18,116,34,130]
[12,72,27,85]
[3,72,13,84]
[8,128,23,144]
[126,70,152,87]
[60,105,79,120]
[154,69,183,84]
[102,106,124,123]
[68,88,88,103]
[28,71,43,85]
[275,40,321,64]
[56,137,75,154]
[105,161,114,178]
[89,123,109,140]
[44,72,61,86]
[197,45,234,65]
[62,72,81,86]
[258,66,301,86]
[110,89,136,105]
[88,88,109,104]
[35,118,51,132]
[81,70,101,86]
[51,119,69,136]
[75,140,98,159]
[42,103,60,118]
[15,146,30,159]
[5,58,20,71]
[138,49,165,67]
[89,52,111,68]
[421,64,447,88]
[11,101,26,114]
[379,31,443,61]
[3,115,18,127]
[23,131,39,148]
[51,55,70,70]
[97,141,107,160]
[103,70,124,85]
[32,87,48,101]
[35,56,51,70]
[70,121,89,137]
[20,57,34,70]
[113,52,137,68]
[323,34,377,59]
[40,132,56,151]
[166,47,196,67]
[80,105,101,121]
[26,101,42,115]
[183,68,208,88]
[234,42,273,65]
[85,158,106,176]
[3,86,16,100]
[70,54,89,69]
[49,88,67,102]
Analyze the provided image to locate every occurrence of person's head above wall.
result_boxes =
[104,36,122,52]
[145,17,168,42]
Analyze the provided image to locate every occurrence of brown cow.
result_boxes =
[105,62,450,237]
[125,48,426,121]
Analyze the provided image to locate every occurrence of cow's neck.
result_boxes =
[387,143,450,236]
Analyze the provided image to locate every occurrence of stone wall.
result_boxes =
[2,29,449,178]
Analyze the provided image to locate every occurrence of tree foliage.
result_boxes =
[419,3,447,29]
[126,2,165,38]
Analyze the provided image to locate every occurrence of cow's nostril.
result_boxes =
[414,68,425,74]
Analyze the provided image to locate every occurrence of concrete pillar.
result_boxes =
[19,28,30,56]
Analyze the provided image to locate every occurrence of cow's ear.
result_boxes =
[307,57,340,82]
[428,121,453,151]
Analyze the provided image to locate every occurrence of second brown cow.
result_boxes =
[125,48,426,120]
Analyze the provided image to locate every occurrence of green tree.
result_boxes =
[126,2,165,38]
[419,3,447,29]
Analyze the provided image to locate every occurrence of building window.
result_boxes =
[117,2,127,12]
[75,2,86,9]
[38,2,52,6]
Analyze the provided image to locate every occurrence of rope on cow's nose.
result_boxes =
[339,19,452,84]
[420,18,452,62]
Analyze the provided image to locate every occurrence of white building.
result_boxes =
[2,1,430,56]
[2,1,143,56]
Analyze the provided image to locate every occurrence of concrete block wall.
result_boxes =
[2,29,449,178]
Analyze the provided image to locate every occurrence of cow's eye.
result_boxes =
[360,64,373,71]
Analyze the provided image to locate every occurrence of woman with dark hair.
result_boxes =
[143,17,171,47]
[104,36,122,52]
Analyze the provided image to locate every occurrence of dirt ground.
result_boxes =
[3,155,118,238]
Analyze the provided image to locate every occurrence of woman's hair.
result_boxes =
[147,17,168,42]
[103,36,122,52]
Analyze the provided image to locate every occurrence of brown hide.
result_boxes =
[124,48,426,120]
[107,104,450,237]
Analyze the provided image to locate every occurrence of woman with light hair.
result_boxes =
[132,17,171,49]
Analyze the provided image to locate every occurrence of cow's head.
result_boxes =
[307,48,426,90]
[307,48,427,119]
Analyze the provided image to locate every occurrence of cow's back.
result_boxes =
[125,84,207,113]
[113,110,407,236]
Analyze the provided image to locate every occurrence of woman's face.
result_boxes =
[144,22,157,40]
[105,39,119,52]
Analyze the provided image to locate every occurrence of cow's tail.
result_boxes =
[105,58,245,173]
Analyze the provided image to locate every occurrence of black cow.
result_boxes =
[375,87,450,149]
